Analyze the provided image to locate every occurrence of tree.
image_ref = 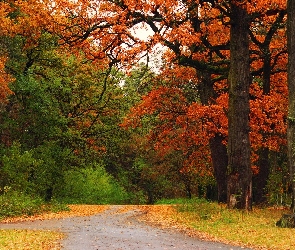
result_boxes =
[0,57,13,104]
[226,1,252,210]
[115,0,287,208]
[0,12,127,199]
[287,0,295,211]
[0,0,289,207]
[249,7,287,204]
[122,66,219,201]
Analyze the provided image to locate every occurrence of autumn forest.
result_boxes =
[1,0,295,213]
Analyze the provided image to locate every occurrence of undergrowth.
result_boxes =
[57,166,129,205]
[0,190,68,219]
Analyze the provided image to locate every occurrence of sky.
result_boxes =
[130,23,164,73]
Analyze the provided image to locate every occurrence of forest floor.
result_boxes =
[0,205,251,250]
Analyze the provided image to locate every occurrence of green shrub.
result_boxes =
[155,198,190,205]
[57,163,129,204]
[1,143,42,194]
[0,189,69,219]
[0,190,43,218]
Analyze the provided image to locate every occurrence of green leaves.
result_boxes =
[58,163,129,204]
[1,143,42,193]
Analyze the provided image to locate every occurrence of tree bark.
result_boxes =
[287,0,295,211]
[227,1,252,210]
[198,71,228,203]
[209,134,228,203]
[253,48,271,205]
[253,147,269,204]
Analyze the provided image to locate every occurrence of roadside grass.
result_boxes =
[0,192,69,250]
[0,229,63,250]
[154,198,294,250]
[0,191,69,220]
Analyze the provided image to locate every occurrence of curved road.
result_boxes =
[0,206,251,250]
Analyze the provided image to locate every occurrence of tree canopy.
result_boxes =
[0,0,292,209]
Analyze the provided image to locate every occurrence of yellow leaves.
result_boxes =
[0,2,16,36]
[0,229,63,250]
[140,203,295,250]
[1,204,293,250]
[1,205,109,223]
[139,205,180,228]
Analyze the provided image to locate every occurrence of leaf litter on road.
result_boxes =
[1,204,293,250]
[0,205,109,223]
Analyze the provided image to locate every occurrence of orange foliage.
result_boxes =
[122,68,226,176]
[250,79,287,152]
[1,0,289,178]
[0,57,13,102]
[124,59,288,176]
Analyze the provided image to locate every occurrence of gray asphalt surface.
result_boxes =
[0,206,252,250]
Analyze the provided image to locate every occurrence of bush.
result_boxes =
[0,189,69,219]
[0,143,42,194]
[57,163,129,204]
[0,189,43,218]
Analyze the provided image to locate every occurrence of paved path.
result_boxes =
[0,206,251,250]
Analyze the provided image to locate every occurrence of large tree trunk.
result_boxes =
[287,0,295,211]
[253,48,271,205]
[227,1,252,210]
[209,134,228,203]
[198,71,228,203]
[253,147,270,204]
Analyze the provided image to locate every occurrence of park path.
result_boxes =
[0,205,251,250]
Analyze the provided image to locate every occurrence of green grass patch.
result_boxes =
[0,229,63,250]
[158,198,295,249]
[155,198,193,205]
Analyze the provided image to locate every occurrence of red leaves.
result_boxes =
[188,94,228,139]
[250,81,287,152]
[123,67,288,177]
[0,57,13,103]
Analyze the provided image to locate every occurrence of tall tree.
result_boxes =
[2,0,288,207]
[227,1,252,210]
[249,9,287,204]
[287,0,295,211]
